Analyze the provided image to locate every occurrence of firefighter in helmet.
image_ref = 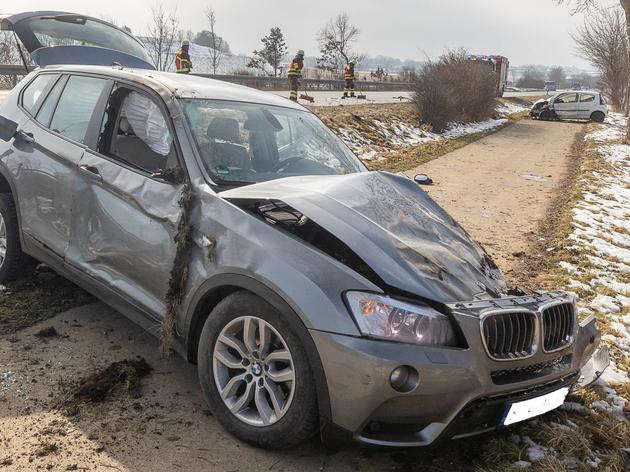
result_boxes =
[287,50,304,102]
[175,40,193,74]
[343,61,356,98]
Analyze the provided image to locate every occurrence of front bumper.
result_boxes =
[311,292,606,447]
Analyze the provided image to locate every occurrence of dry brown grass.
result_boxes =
[313,99,526,173]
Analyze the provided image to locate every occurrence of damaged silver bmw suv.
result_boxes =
[0,12,609,449]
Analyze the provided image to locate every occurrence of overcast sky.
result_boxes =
[7,0,622,68]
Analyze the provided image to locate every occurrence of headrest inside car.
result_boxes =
[207,118,241,144]
[119,116,132,135]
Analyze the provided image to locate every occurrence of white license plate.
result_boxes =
[503,387,569,426]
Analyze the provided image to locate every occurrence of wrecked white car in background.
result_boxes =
[0,11,609,450]
[530,91,608,122]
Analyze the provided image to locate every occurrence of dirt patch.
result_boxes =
[63,358,151,407]
[510,126,587,292]
[313,100,530,174]
[405,119,585,284]
[0,113,611,471]
[373,121,513,173]
[0,265,94,335]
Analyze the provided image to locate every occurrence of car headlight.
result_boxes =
[344,291,457,346]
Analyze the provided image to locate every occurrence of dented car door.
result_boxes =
[10,73,111,263]
[553,93,579,120]
[65,83,182,319]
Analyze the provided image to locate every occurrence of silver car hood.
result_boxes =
[220,171,507,302]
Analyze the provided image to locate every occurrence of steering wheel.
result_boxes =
[272,156,306,173]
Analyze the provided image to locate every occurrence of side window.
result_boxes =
[21,74,56,114]
[35,76,67,127]
[97,86,175,174]
[555,93,578,104]
[580,94,595,103]
[49,76,109,143]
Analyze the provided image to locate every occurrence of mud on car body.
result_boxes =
[0,11,609,449]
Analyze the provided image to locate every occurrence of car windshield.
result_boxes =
[182,99,366,185]
[20,16,150,63]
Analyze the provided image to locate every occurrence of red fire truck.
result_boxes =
[466,55,510,97]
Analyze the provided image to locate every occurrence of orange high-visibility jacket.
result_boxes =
[287,57,303,78]
[344,64,355,80]
[175,49,192,73]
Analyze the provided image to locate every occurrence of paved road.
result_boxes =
[270,90,413,106]
[272,90,549,106]
[504,90,548,98]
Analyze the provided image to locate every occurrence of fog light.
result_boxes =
[389,365,419,393]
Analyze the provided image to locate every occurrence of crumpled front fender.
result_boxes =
[573,314,610,388]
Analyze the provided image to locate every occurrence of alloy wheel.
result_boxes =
[212,316,296,427]
[0,213,7,267]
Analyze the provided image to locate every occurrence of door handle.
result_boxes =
[18,130,35,144]
[79,164,102,180]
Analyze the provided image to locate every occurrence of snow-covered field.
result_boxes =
[569,113,630,385]
[334,102,526,160]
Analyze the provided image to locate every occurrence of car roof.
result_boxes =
[38,64,305,111]
[552,90,600,97]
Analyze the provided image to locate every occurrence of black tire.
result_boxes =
[197,291,319,449]
[540,109,552,121]
[0,193,26,282]
[590,111,605,123]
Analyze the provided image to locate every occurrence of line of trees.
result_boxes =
[245,12,365,77]
[143,6,370,79]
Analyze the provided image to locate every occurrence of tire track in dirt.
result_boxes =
[405,118,584,287]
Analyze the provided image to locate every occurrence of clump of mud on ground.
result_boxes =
[60,358,152,415]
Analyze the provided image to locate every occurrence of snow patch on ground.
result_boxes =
[586,112,626,143]
[553,114,630,425]
[334,104,513,160]
[521,115,630,471]
[496,102,529,117]
[522,436,551,462]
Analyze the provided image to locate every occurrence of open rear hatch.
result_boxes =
[0,11,154,69]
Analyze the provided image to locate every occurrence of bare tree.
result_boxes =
[205,6,224,75]
[517,66,546,89]
[146,4,180,71]
[548,66,567,87]
[0,32,22,89]
[557,0,630,142]
[317,12,364,73]
[573,8,629,111]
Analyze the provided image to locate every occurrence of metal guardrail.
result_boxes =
[0,64,412,92]
[194,74,413,92]
[0,64,35,88]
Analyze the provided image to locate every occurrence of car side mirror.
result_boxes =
[414,173,433,185]
[0,116,18,142]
